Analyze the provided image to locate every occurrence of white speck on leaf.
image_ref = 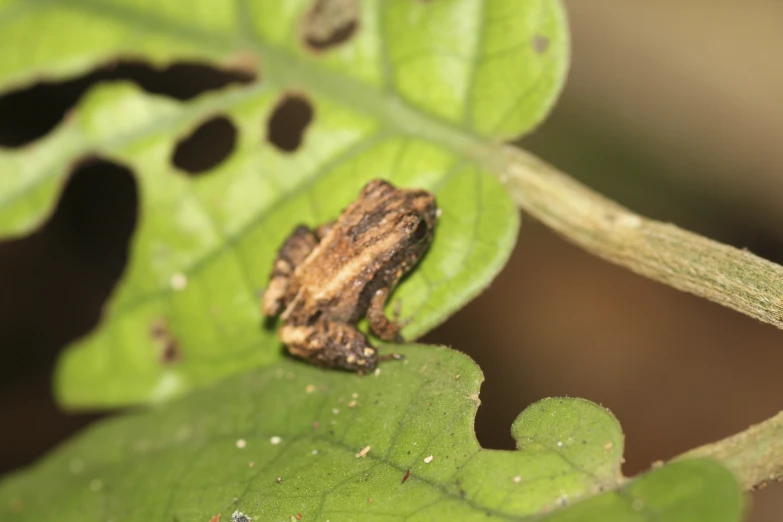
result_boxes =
[355,445,371,458]
[236,439,247,449]
[270,436,282,445]
[170,272,187,290]
[424,455,434,464]
[232,511,252,522]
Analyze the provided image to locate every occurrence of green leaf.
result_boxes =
[0,346,743,521]
[0,0,568,408]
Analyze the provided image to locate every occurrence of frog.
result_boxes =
[261,179,438,373]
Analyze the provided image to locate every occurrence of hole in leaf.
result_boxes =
[266,94,314,153]
[302,0,359,51]
[0,157,136,472]
[171,115,238,175]
[533,35,550,54]
[0,60,255,148]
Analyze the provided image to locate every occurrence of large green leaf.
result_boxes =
[0,0,568,408]
[0,346,743,521]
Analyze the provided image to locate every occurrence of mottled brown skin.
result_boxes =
[262,179,438,372]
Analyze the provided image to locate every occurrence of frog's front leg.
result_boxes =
[280,321,379,373]
[261,225,318,317]
[315,220,335,240]
[366,286,406,342]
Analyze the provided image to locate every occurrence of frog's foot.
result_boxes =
[368,293,412,342]
[280,322,379,373]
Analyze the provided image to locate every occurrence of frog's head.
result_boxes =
[357,179,438,267]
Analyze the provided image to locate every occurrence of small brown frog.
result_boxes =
[262,179,438,372]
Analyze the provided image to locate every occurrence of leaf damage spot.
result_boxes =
[8,497,23,513]
[401,469,411,483]
[301,0,359,52]
[266,94,314,153]
[532,35,550,54]
[172,115,238,175]
[150,318,183,364]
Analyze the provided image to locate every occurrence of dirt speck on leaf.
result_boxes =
[150,318,182,364]
[533,34,550,54]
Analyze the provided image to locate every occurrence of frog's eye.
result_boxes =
[412,218,429,243]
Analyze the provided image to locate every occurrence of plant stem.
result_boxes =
[498,145,783,331]
[678,412,783,490]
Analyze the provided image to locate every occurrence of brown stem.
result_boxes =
[499,145,783,331]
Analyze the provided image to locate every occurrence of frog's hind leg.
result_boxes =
[261,225,318,317]
[279,321,380,373]
[366,286,408,342]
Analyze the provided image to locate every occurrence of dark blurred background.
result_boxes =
[2,1,782,520]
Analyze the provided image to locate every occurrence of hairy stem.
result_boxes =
[678,412,783,491]
[498,145,783,330]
